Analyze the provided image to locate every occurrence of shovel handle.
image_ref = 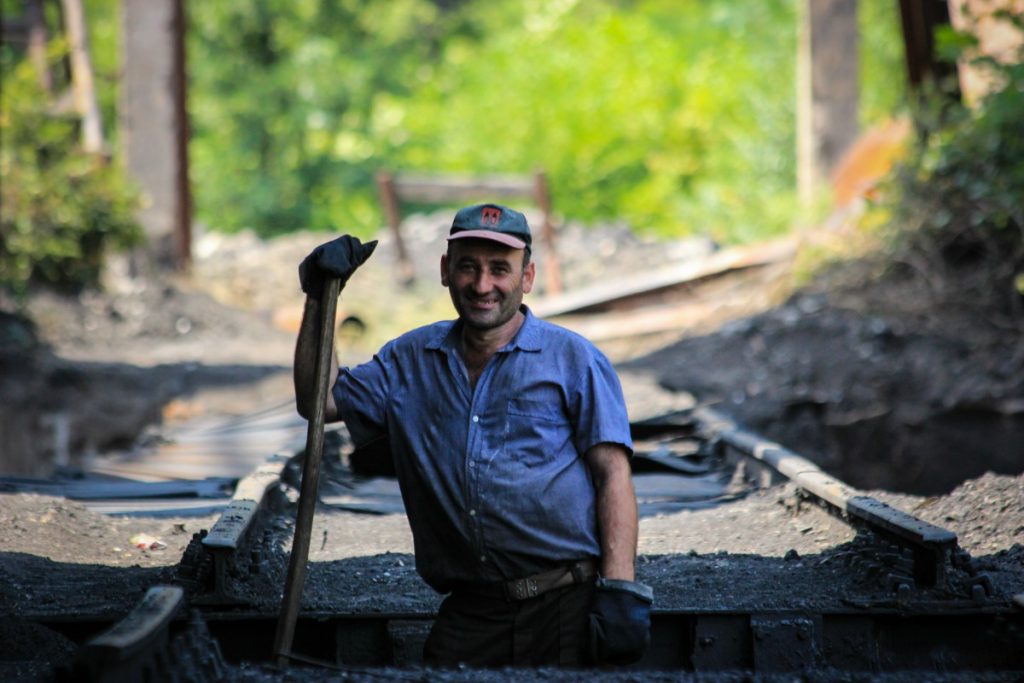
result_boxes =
[273,276,341,667]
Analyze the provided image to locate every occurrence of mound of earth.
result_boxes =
[623,256,1024,496]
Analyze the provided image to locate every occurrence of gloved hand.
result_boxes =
[589,577,653,666]
[298,235,377,299]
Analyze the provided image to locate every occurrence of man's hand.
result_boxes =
[589,577,653,666]
[299,235,378,299]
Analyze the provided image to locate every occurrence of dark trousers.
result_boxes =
[423,582,595,668]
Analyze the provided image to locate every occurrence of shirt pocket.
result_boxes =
[504,396,570,466]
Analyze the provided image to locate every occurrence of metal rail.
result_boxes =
[693,406,959,587]
[194,454,291,603]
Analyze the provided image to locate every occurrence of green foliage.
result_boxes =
[188,0,451,236]
[880,21,1024,315]
[0,51,141,296]
[188,0,906,243]
[399,0,800,242]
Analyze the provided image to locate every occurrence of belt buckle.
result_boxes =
[570,559,594,584]
[508,577,540,601]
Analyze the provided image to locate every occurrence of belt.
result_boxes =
[502,558,597,602]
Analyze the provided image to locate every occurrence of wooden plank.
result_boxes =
[392,173,535,202]
[86,585,183,654]
[532,237,796,318]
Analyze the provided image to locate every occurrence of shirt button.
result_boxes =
[480,555,487,562]
[469,509,476,516]
[472,415,480,423]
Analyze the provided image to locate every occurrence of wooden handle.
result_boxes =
[273,276,341,667]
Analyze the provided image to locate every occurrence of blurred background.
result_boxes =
[1,0,1022,482]
[1,0,915,273]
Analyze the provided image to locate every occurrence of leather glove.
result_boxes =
[298,235,377,299]
[589,577,653,666]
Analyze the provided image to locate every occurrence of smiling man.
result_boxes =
[293,204,652,668]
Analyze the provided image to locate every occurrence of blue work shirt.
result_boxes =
[334,305,633,593]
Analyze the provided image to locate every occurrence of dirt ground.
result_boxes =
[1,215,1023,680]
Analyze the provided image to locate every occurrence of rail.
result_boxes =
[692,406,958,587]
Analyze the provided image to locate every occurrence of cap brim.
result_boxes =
[447,230,527,250]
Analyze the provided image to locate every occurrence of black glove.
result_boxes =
[298,235,377,299]
[589,577,653,666]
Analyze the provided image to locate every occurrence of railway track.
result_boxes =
[55,407,1024,680]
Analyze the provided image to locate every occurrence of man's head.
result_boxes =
[441,204,535,331]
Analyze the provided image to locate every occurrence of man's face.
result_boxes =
[441,239,535,332]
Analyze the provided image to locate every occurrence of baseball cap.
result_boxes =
[447,203,532,252]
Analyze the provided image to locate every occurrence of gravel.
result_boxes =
[1,216,1022,681]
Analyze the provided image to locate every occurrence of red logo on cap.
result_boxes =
[481,207,501,226]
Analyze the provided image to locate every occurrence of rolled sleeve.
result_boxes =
[334,347,392,448]
[572,352,634,457]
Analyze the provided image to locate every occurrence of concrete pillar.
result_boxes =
[120,0,190,272]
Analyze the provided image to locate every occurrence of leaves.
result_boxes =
[0,49,141,297]
[877,19,1024,318]
[186,0,906,242]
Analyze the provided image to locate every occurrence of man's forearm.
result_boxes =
[293,296,340,421]
[587,444,638,581]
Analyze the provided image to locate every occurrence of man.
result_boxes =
[293,203,652,668]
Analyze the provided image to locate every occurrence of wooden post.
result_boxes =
[533,171,562,295]
[797,0,860,213]
[61,0,105,154]
[170,0,191,270]
[898,0,958,94]
[376,171,415,286]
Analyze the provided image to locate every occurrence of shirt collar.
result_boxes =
[425,304,543,353]
[512,305,543,352]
